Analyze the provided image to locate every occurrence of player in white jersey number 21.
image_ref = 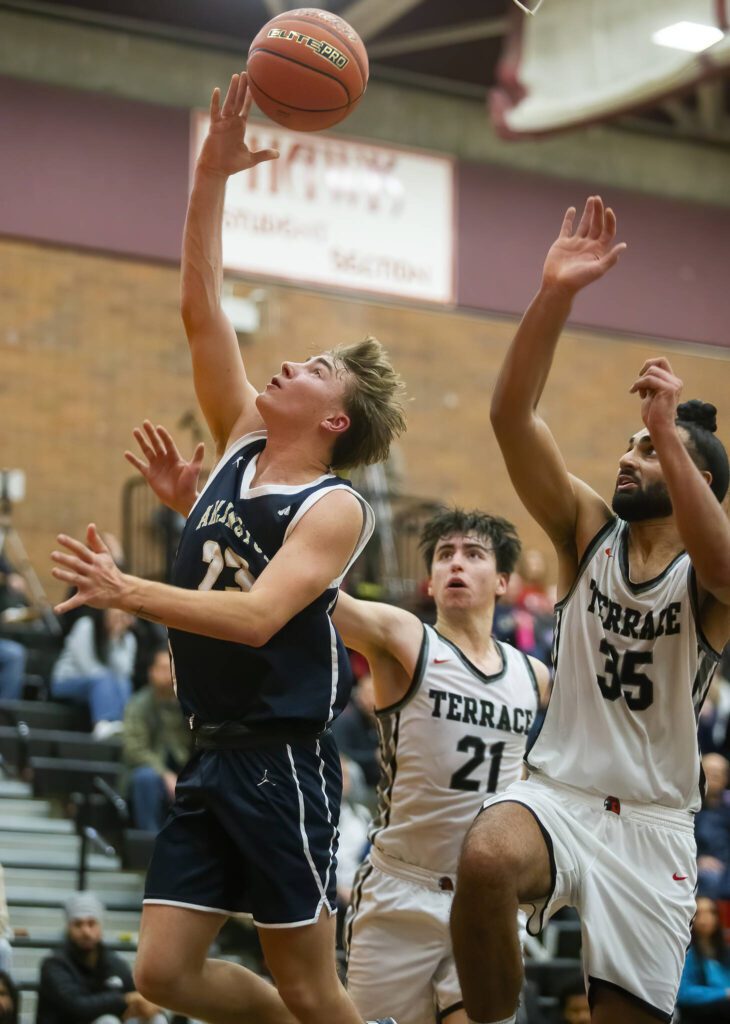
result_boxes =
[451,196,730,1024]
[338,508,549,1024]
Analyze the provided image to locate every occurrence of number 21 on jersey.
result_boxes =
[450,737,505,793]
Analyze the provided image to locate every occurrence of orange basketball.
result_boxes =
[247,8,369,132]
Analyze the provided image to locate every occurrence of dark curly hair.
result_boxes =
[419,507,521,575]
[676,400,729,502]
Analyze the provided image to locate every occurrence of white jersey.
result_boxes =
[371,624,540,875]
[527,517,720,812]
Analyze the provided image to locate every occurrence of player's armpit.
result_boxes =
[571,476,615,554]
[545,477,614,603]
[185,312,264,456]
[493,406,610,552]
[527,656,551,707]
[181,158,263,453]
[694,580,730,653]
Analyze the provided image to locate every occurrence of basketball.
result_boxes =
[247,8,369,132]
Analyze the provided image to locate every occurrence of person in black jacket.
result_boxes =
[0,971,18,1024]
[36,893,165,1024]
[331,673,380,789]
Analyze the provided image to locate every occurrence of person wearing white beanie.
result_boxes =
[36,892,166,1024]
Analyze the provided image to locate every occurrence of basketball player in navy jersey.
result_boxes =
[122,418,550,1024]
[51,72,404,1024]
[450,196,730,1024]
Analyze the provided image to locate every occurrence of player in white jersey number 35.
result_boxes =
[450,196,730,1024]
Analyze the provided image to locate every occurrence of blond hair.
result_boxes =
[329,336,407,470]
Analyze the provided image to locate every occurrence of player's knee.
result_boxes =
[275,977,322,1021]
[457,825,521,899]
[133,954,178,1005]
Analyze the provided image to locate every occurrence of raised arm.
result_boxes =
[334,591,424,709]
[630,358,730,649]
[182,72,278,457]
[52,491,364,648]
[490,197,626,576]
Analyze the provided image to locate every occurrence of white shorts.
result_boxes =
[344,847,463,1024]
[483,773,697,1022]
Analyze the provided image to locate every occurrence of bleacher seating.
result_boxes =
[0,683,146,1024]
[0,699,87,732]
[526,957,584,996]
[0,694,588,1024]
[0,774,143,1023]
[0,724,121,770]
[29,756,122,799]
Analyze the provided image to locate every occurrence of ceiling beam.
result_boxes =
[5,7,730,207]
[369,17,508,59]
[696,80,725,135]
[340,0,425,42]
[660,97,697,132]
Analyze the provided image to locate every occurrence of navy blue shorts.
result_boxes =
[143,732,342,927]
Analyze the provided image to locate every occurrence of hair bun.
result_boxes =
[677,399,718,434]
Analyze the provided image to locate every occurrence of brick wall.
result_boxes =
[2,237,729,599]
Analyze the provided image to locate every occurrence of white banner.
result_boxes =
[191,113,455,303]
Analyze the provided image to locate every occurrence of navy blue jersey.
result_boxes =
[168,431,374,730]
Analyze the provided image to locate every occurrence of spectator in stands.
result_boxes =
[0,550,30,698]
[50,608,137,740]
[556,974,590,1024]
[331,672,380,788]
[0,866,12,977]
[122,645,192,832]
[335,754,370,950]
[336,755,370,906]
[513,548,555,619]
[0,554,31,622]
[0,640,25,701]
[0,970,18,1024]
[696,752,730,898]
[506,548,555,665]
[492,557,555,667]
[698,649,730,756]
[677,895,730,1021]
[57,526,165,693]
[36,892,165,1024]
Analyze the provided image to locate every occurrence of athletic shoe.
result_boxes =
[92,719,124,740]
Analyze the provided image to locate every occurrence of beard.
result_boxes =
[611,480,673,522]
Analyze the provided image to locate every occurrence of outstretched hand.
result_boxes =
[51,525,127,614]
[630,357,683,437]
[125,421,203,517]
[542,196,626,297]
[197,71,279,177]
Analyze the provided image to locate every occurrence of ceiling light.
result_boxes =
[652,21,724,53]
